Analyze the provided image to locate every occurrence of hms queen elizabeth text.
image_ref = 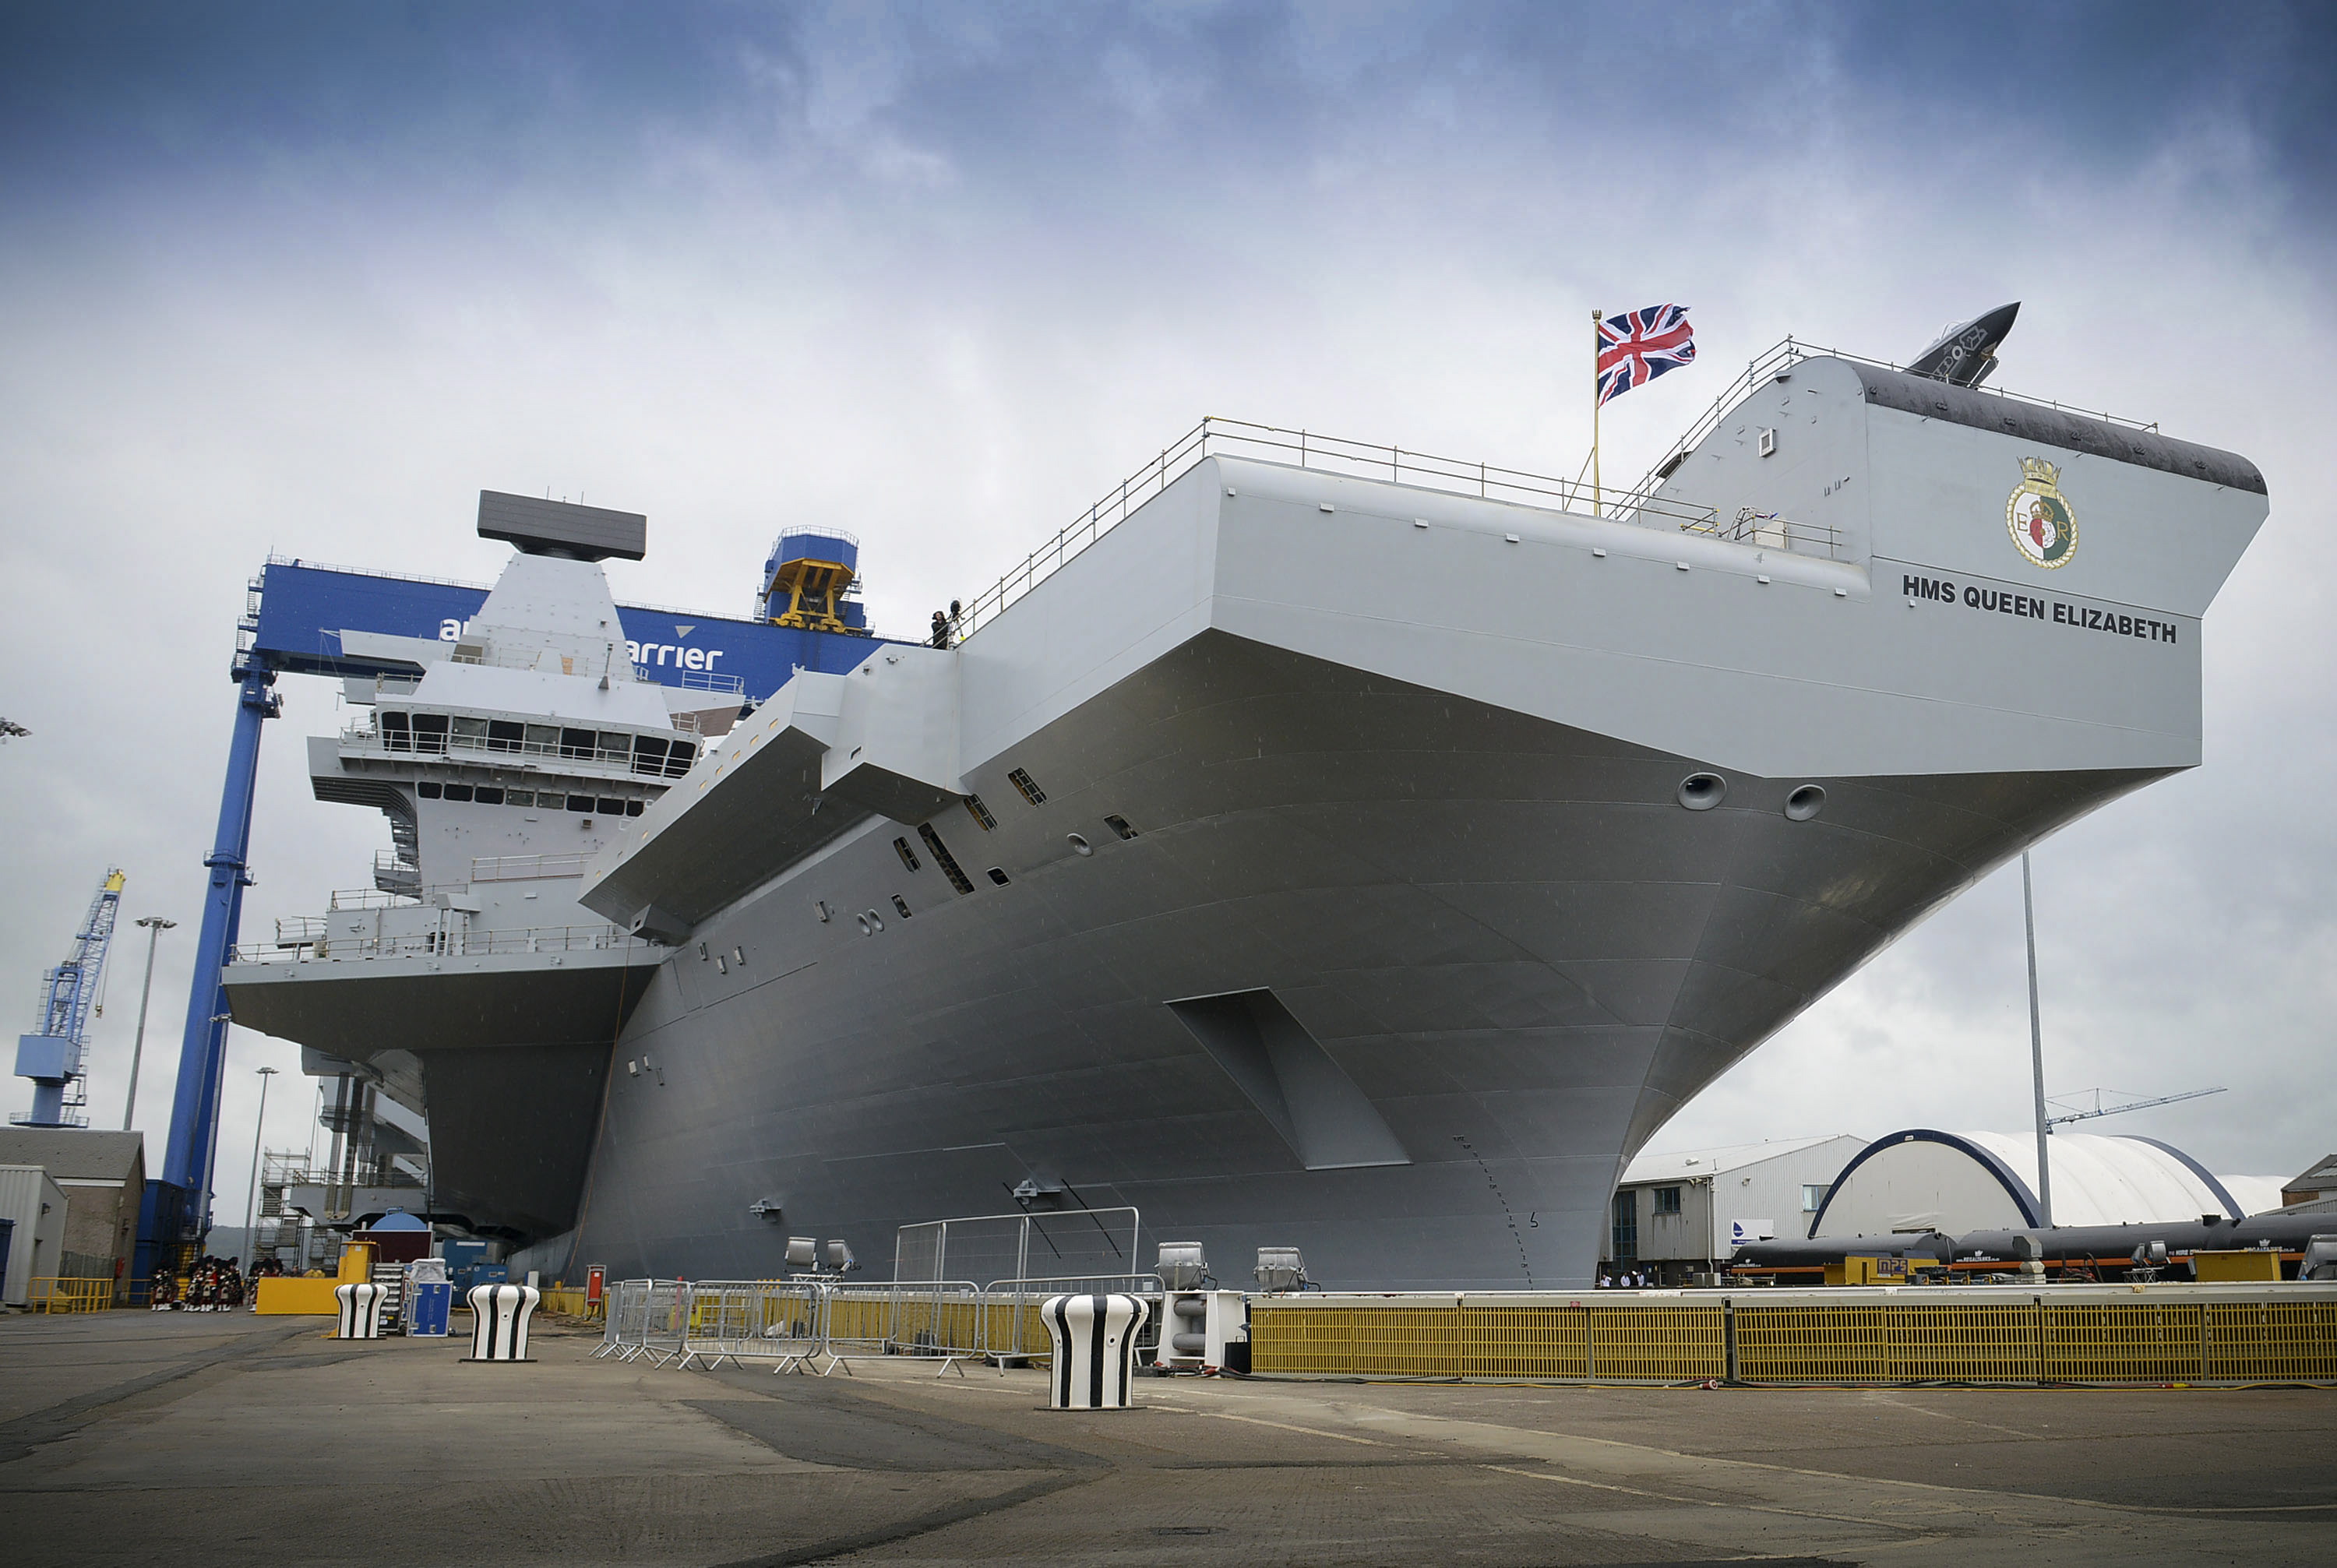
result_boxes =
[1901,576,2180,645]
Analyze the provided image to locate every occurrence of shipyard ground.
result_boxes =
[2,1310,2330,1566]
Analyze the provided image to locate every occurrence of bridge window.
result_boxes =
[474,787,504,805]
[505,790,534,808]
[487,720,524,752]
[566,794,594,813]
[417,780,442,798]
[442,784,473,802]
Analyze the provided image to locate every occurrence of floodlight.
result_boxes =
[1156,1241,1207,1291]
[1255,1246,1307,1292]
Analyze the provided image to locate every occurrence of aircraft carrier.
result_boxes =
[222,317,2268,1289]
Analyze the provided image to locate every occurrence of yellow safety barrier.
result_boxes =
[1251,1302,1721,1380]
[28,1277,116,1313]
[2194,1249,2282,1284]
[254,1277,344,1316]
[1250,1286,2337,1385]
[823,1291,893,1346]
[536,1288,605,1320]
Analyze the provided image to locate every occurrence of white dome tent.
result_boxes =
[1809,1129,2287,1239]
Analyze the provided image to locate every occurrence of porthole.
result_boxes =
[986,867,1011,886]
[1066,833,1092,857]
[1785,784,1827,822]
[891,895,913,918]
[1677,772,1727,811]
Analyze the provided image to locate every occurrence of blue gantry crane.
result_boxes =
[13,869,127,1129]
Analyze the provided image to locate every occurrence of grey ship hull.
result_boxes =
[580,630,2155,1289]
[224,354,2268,1288]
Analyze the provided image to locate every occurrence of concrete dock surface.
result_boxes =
[2,1308,2331,1566]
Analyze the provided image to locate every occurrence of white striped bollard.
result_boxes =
[1042,1293,1150,1410]
[334,1281,387,1340]
[467,1282,540,1361]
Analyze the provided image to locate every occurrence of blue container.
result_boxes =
[406,1280,451,1337]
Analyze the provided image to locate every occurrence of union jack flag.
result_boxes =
[1597,304,1696,407]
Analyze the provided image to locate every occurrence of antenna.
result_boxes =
[2046,1086,2227,1129]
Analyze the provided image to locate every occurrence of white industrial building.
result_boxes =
[1602,1135,1866,1284]
[1809,1129,2288,1239]
[0,1165,69,1306]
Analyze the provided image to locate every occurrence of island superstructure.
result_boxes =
[223,330,2268,1288]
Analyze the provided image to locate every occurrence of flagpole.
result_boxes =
[1591,309,1602,516]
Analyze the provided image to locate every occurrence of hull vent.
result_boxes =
[1168,990,1409,1171]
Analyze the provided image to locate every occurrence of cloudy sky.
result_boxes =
[3,2,2332,1240]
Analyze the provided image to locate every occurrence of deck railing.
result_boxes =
[233,925,656,964]
[1626,336,2163,504]
[949,417,1732,640]
[949,349,2163,644]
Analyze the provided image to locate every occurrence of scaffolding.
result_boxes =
[252,1150,329,1271]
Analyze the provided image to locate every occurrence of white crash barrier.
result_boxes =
[1042,1292,1151,1410]
[334,1281,387,1340]
[467,1282,540,1361]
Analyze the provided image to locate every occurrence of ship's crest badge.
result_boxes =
[2007,456,2076,569]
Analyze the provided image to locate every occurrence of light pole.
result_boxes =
[121,917,177,1130]
[2022,851,2054,1229]
[241,1066,278,1264]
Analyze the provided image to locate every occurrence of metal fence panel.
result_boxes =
[679,1281,824,1372]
